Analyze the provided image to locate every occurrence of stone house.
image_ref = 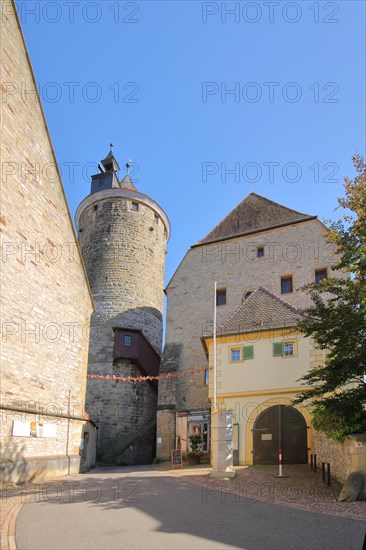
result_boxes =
[0,1,94,482]
[156,192,341,461]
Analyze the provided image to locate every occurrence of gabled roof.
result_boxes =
[194,193,316,247]
[212,287,303,337]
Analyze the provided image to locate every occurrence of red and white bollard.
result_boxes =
[279,449,283,476]
[275,448,288,478]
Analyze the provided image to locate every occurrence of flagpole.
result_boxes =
[213,281,217,411]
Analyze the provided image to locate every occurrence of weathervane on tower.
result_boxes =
[126,159,133,175]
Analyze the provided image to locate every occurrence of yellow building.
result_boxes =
[202,287,320,466]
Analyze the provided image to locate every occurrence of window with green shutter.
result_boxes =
[242,345,254,360]
[273,342,284,357]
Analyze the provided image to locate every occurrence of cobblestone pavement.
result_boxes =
[181,464,366,522]
[1,465,365,550]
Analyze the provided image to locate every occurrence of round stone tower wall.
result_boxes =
[76,188,169,465]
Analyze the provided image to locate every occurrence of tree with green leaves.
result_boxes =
[294,153,366,441]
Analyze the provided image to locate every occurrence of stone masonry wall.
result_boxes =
[78,197,166,353]
[165,220,340,412]
[0,410,88,482]
[0,2,94,480]
[313,430,366,483]
[87,361,157,465]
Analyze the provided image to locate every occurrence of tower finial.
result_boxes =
[110,143,114,152]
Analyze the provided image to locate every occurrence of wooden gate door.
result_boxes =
[253,405,307,464]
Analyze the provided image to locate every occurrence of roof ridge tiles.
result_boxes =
[254,286,304,315]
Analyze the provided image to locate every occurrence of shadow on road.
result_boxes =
[14,465,366,550]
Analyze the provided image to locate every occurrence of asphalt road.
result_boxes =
[16,466,365,550]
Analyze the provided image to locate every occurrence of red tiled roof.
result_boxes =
[214,286,304,337]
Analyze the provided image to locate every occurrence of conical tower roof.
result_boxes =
[120,174,137,191]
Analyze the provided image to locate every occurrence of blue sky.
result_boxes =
[18,0,365,283]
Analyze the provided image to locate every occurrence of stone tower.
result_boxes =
[76,147,170,465]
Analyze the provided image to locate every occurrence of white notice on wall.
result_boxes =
[261,433,272,441]
[12,421,31,437]
[37,423,57,438]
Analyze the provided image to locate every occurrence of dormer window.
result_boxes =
[242,289,254,303]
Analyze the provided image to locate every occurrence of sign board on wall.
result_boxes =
[12,421,31,437]
[12,421,56,438]
[37,423,57,438]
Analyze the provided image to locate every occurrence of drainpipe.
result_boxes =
[66,390,71,475]
[213,281,217,411]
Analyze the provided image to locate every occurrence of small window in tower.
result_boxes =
[315,269,327,284]
[93,205,98,213]
[154,214,159,224]
[131,202,139,212]
[124,335,132,347]
[216,288,227,306]
[257,246,264,257]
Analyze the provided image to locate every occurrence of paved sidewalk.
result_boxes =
[1,465,365,550]
[182,464,366,522]
[1,477,69,550]
[0,491,23,550]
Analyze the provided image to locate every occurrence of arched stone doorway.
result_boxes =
[253,405,308,464]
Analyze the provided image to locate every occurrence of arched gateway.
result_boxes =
[253,405,308,464]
